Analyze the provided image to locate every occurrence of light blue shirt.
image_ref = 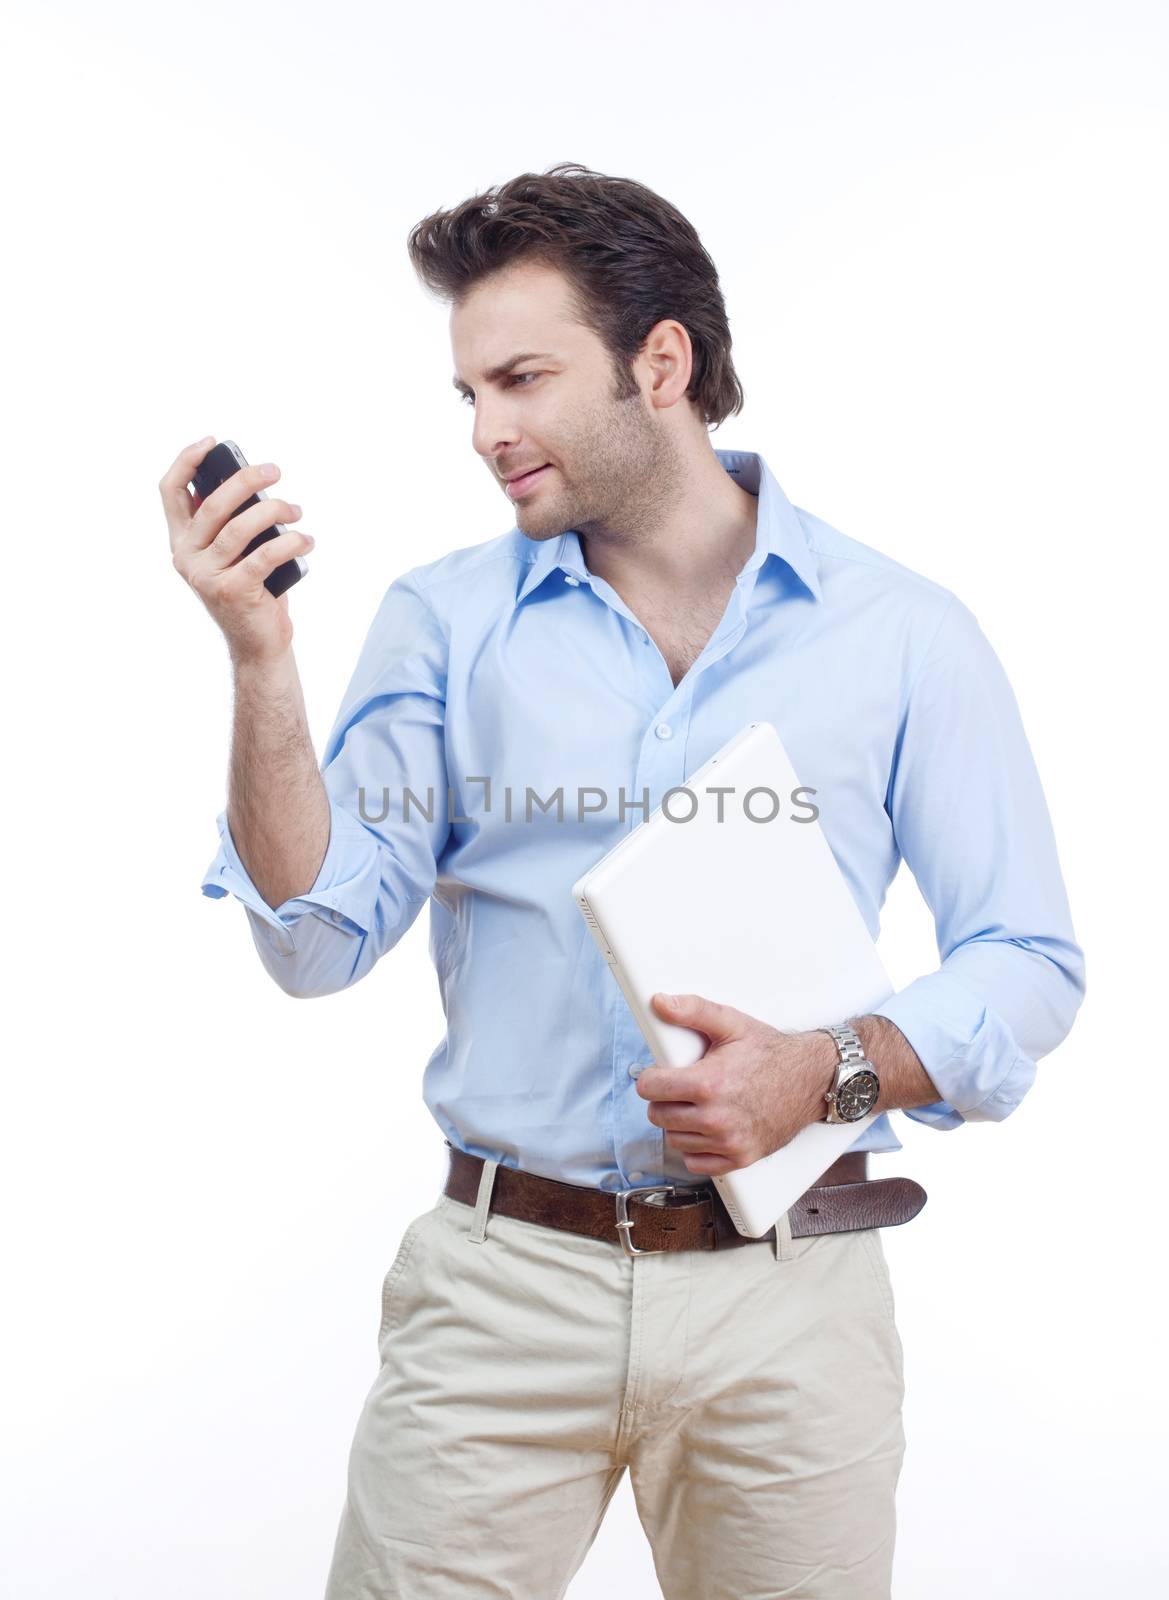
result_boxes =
[202,449,1085,1191]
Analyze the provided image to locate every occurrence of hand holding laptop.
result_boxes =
[632,989,841,1178]
[571,720,891,1237]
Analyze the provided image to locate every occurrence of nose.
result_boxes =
[471,396,522,465]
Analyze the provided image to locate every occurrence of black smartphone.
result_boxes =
[190,440,307,599]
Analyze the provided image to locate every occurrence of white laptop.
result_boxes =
[570,720,893,1238]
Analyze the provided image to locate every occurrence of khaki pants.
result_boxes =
[323,1158,906,1600]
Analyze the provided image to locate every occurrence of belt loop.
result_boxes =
[468,1157,499,1244]
[773,1206,795,1263]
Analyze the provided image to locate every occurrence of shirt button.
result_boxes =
[628,1170,645,1183]
[655,722,672,740]
[331,909,346,925]
[600,1173,621,1191]
[628,1061,642,1078]
[563,573,580,586]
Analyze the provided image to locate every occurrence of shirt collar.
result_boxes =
[512,448,822,609]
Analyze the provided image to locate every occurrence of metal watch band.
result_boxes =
[823,1022,867,1068]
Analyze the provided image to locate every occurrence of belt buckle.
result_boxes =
[615,1184,677,1257]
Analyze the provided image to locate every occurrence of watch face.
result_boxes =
[838,1068,879,1120]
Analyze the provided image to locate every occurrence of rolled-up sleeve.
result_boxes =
[872,594,1086,1128]
[200,569,451,998]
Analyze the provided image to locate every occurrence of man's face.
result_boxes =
[449,259,680,544]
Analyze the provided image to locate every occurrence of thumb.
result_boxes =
[652,991,743,1042]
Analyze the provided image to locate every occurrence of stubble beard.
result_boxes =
[514,390,685,551]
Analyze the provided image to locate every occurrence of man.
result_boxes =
[163,162,1085,1598]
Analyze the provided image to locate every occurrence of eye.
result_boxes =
[458,373,540,406]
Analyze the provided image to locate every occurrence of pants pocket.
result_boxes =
[857,1226,897,1325]
[377,1205,442,1349]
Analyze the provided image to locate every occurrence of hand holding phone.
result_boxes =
[191,440,308,598]
[161,436,315,667]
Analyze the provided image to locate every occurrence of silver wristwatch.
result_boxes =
[817,1023,880,1123]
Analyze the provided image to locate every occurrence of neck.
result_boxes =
[580,449,759,600]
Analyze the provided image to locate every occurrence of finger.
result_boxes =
[190,460,281,553]
[663,1128,722,1150]
[636,1064,709,1103]
[235,525,314,584]
[209,499,304,570]
[650,1102,709,1133]
[683,1152,738,1177]
[652,991,744,1042]
[159,435,215,542]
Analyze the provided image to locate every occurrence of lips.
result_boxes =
[505,464,551,498]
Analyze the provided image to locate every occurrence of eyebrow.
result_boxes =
[451,351,556,397]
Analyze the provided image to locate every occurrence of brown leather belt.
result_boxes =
[442,1141,927,1257]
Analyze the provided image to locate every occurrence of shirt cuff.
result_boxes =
[200,804,384,956]
[871,970,1038,1128]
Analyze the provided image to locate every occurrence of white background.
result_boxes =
[3,1,1166,1594]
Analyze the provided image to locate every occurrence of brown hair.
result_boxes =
[406,161,745,431]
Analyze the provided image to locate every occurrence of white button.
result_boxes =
[655,722,672,740]
[563,573,580,585]
[331,909,346,925]
[628,1062,642,1078]
[628,1170,644,1183]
